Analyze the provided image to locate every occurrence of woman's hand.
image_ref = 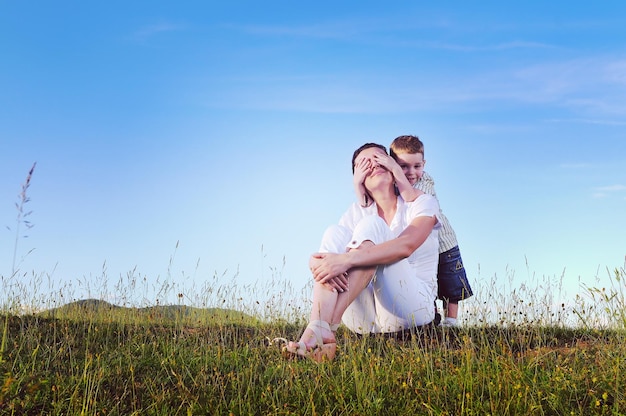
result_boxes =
[353,156,374,207]
[353,156,372,186]
[310,253,350,292]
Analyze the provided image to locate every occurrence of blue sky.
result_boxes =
[2,2,625,311]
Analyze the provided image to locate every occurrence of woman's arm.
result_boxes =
[311,214,437,283]
[354,179,371,207]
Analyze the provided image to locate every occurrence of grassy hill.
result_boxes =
[39,298,260,326]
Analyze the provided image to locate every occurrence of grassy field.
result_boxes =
[1,274,625,416]
[2,165,625,414]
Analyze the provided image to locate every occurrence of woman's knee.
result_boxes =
[351,215,394,246]
[319,224,352,253]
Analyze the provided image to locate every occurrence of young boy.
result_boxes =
[354,135,473,326]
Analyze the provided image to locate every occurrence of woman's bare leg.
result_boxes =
[297,242,377,349]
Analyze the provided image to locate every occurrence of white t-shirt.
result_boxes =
[337,194,440,283]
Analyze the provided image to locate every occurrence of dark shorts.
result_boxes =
[437,245,473,302]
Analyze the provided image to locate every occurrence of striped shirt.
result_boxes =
[415,171,458,253]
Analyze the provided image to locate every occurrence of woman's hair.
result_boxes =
[351,143,387,173]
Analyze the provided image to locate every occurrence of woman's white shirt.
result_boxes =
[337,194,440,279]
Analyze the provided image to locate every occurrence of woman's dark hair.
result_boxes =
[351,143,388,173]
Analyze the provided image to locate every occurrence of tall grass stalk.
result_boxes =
[2,163,36,366]
[572,261,626,330]
[10,162,36,279]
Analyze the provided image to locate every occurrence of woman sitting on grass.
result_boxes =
[281,143,441,362]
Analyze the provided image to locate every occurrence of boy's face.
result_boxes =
[394,152,425,185]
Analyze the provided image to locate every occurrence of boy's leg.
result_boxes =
[437,246,472,326]
[446,301,459,319]
[440,297,458,318]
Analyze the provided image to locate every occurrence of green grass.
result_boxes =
[1,273,625,415]
[2,164,625,414]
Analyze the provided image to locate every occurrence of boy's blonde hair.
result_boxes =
[390,135,424,159]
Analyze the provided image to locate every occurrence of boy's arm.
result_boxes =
[373,152,419,202]
[394,169,419,202]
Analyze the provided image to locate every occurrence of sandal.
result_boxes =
[273,320,337,362]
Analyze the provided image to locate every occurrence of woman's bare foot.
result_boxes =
[289,323,335,350]
[283,320,337,362]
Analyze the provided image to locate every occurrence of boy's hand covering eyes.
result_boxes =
[372,153,406,183]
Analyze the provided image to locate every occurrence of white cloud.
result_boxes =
[605,60,626,85]
[508,56,626,114]
[398,40,557,52]
[596,185,626,192]
[206,15,626,118]
[547,118,626,126]
[132,23,184,41]
[591,185,626,199]
[559,163,592,169]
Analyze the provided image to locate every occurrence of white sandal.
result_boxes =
[275,320,337,362]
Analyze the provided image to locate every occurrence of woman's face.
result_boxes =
[356,147,392,187]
